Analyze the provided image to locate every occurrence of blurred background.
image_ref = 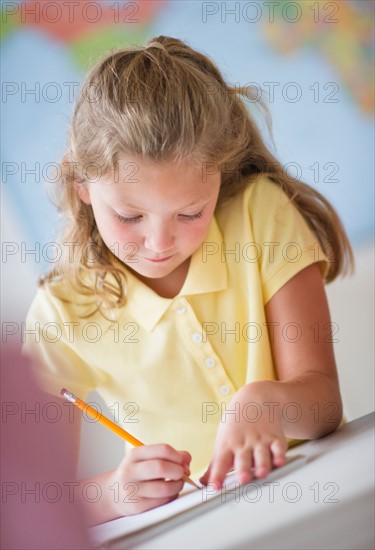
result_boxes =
[1,0,374,479]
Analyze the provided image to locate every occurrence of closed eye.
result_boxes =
[179,211,204,221]
[116,214,142,224]
[115,210,204,224]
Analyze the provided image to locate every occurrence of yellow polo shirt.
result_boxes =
[24,176,328,476]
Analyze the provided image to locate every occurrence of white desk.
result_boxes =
[101,412,375,550]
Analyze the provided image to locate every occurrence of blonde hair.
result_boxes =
[43,35,353,313]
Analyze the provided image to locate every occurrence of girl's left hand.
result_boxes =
[199,384,288,488]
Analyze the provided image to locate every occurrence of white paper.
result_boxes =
[89,454,306,547]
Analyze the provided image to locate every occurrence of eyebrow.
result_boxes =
[119,198,208,212]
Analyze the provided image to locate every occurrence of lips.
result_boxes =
[144,255,174,263]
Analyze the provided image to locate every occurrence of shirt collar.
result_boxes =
[123,216,227,331]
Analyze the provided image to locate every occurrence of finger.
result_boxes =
[136,478,185,499]
[199,463,212,486]
[207,450,233,489]
[133,458,186,482]
[253,444,272,478]
[177,450,192,476]
[270,439,288,467]
[233,447,253,484]
[178,450,192,467]
[128,444,187,466]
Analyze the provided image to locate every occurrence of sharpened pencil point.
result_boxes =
[60,388,76,404]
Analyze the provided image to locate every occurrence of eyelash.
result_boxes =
[115,211,204,224]
[180,211,204,221]
[116,215,142,224]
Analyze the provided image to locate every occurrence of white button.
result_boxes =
[192,332,202,343]
[176,306,186,314]
[205,358,215,368]
[219,385,230,395]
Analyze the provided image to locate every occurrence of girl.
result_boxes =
[24,36,353,523]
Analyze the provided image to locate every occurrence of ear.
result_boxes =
[75,180,91,205]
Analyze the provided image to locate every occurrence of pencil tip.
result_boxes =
[60,388,67,397]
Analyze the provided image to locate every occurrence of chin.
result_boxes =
[125,261,177,279]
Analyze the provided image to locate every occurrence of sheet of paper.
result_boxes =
[89,454,306,547]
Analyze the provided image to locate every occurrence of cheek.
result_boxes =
[115,226,141,250]
[96,217,140,249]
[179,221,210,248]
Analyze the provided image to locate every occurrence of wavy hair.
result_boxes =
[42,35,354,314]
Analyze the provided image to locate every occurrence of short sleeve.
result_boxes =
[23,286,99,400]
[247,177,329,304]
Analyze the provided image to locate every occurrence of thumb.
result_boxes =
[178,450,192,466]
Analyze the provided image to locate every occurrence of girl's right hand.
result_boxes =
[107,444,192,517]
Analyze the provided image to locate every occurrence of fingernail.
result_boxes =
[208,477,221,490]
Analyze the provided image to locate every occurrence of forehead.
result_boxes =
[113,156,219,184]
[91,156,221,205]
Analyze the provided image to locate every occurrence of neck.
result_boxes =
[130,258,191,299]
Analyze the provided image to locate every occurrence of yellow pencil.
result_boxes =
[60,388,198,488]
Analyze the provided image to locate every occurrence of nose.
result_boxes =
[143,221,175,254]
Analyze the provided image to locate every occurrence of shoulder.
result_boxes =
[26,275,90,323]
[215,175,290,234]
[242,175,295,220]
[215,175,329,303]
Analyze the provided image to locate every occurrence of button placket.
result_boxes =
[204,358,215,369]
[173,298,235,399]
[192,332,202,343]
[174,299,187,316]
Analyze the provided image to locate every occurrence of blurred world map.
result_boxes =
[1,0,374,275]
